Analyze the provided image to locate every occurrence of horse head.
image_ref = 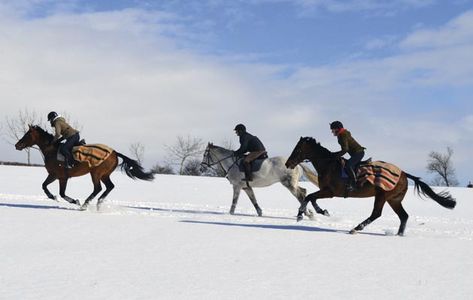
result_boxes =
[15,125,54,151]
[201,142,215,169]
[286,137,314,169]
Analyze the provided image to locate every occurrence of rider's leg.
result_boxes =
[61,133,80,168]
[346,151,364,190]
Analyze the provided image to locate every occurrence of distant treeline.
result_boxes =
[0,161,44,167]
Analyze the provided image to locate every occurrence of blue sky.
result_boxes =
[1,0,472,185]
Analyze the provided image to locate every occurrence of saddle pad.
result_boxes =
[356,161,401,191]
[238,158,266,172]
[72,144,114,168]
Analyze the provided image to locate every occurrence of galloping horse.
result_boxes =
[15,125,154,210]
[285,137,456,235]
[201,143,319,218]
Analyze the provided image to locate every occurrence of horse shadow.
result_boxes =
[0,202,79,211]
[125,205,296,221]
[180,220,387,236]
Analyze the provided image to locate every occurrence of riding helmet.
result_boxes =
[47,111,58,122]
[329,121,344,130]
[234,124,246,132]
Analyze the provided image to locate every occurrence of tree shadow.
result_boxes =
[0,202,79,211]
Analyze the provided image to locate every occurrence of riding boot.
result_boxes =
[242,161,253,182]
[346,166,357,192]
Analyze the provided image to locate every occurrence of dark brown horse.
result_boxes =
[285,137,456,236]
[15,125,154,210]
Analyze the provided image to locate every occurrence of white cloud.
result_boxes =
[401,10,473,49]
[0,3,471,184]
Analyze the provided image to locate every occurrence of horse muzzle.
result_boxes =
[15,142,26,150]
[285,159,297,169]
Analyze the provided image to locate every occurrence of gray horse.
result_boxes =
[201,143,319,218]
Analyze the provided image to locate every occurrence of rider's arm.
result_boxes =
[333,135,348,158]
[234,135,249,156]
[53,121,63,142]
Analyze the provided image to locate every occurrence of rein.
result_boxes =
[202,147,238,177]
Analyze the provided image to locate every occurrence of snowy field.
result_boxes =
[0,165,472,300]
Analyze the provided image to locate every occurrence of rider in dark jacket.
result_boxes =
[330,121,365,191]
[233,124,267,182]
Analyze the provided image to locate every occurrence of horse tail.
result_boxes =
[300,164,319,187]
[116,152,155,181]
[405,172,456,209]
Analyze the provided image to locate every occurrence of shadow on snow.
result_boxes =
[0,202,78,211]
[125,205,295,221]
[180,220,387,236]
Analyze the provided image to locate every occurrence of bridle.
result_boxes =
[201,146,239,177]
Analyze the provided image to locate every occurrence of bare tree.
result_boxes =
[4,108,44,164]
[165,135,204,175]
[129,142,145,164]
[182,158,202,176]
[427,147,459,187]
[151,162,175,175]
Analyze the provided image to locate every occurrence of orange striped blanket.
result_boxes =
[356,161,402,191]
[72,144,114,168]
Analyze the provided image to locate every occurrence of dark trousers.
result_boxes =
[346,151,365,182]
[60,133,80,165]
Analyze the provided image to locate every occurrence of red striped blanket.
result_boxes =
[72,144,114,168]
[356,161,402,191]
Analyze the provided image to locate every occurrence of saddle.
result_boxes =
[56,139,86,162]
[237,157,267,173]
[339,157,372,178]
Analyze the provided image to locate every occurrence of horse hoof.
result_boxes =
[79,205,88,211]
[349,229,357,234]
[296,215,303,222]
[323,210,330,217]
[229,208,235,215]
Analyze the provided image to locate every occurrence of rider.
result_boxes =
[233,124,268,182]
[330,121,365,191]
[47,111,80,168]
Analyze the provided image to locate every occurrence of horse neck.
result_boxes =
[308,145,333,175]
[36,138,57,162]
[212,147,236,169]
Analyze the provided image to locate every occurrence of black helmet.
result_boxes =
[234,124,246,132]
[47,111,58,122]
[330,121,344,130]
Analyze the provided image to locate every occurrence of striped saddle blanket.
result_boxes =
[356,161,402,191]
[72,144,114,168]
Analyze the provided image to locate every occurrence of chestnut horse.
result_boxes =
[15,125,154,210]
[285,137,456,236]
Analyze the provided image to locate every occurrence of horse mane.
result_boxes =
[211,144,233,154]
[33,125,54,144]
[303,137,333,158]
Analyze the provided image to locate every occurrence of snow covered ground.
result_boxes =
[0,165,472,299]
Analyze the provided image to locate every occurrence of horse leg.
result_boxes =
[80,173,102,210]
[387,200,409,236]
[386,185,409,236]
[350,190,386,234]
[230,185,242,215]
[281,179,314,219]
[297,189,332,221]
[59,178,80,205]
[243,187,262,217]
[42,174,57,200]
[97,176,115,210]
